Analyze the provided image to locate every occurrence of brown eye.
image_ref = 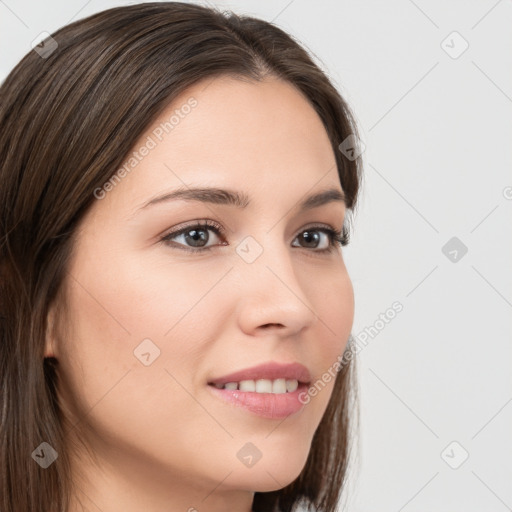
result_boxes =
[175,227,211,248]
[297,230,322,249]
[161,220,226,252]
[292,227,342,252]
[161,221,346,254]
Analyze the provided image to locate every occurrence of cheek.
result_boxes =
[300,265,353,413]
[57,249,230,411]
[56,271,220,467]
[308,262,354,362]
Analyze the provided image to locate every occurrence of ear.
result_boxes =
[44,303,57,358]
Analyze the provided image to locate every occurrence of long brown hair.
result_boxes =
[0,2,363,511]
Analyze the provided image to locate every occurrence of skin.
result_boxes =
[45,75,355,512]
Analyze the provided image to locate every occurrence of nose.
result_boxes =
[234,237,318,337]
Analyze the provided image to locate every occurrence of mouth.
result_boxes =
[208,378,303,393]
[206,361,311,419]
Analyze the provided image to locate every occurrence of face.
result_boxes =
[47,75,354,505]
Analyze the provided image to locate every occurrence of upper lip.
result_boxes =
[208,361,311,386]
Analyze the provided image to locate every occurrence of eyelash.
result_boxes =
[160,219,350,254]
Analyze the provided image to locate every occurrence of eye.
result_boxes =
[292,226,348,253]
[160,220,226,252]
[160,221,349,253]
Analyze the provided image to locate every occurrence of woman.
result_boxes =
[0,2,363,511]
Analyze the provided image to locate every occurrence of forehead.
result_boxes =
[96,75,341,217]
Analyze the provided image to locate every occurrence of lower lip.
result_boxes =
[207,383,309,419]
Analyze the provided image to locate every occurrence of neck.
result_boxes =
[65,439,255,512]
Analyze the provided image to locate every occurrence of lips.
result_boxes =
[207,361,311,387]
[206,361,312,419]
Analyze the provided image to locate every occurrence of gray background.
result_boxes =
[1,1,511,510]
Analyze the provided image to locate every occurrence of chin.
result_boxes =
[228,451,308,493]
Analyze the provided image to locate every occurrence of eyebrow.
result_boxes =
[134,186,345,214]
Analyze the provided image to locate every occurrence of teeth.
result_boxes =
[255,379,272,393]
[215,378,300,394]
[286,379,298,392]
[272,378,287,393]
[239,380,255,392]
